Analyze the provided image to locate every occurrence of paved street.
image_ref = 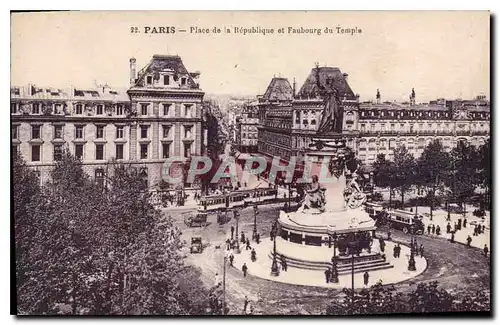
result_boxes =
[168,203,490,315]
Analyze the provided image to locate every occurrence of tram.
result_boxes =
[364,202,385,219]
[243,188,278,205]
[386,209,425,235]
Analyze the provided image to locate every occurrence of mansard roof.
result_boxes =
[133,54,200,89]
[297,67,355,100]
[262,77,293,101]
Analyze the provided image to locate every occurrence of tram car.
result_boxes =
[198,194,227,212]
[244,188,278,205]
[227,191,247,209]
[364,202,385,219]
[385,209,425,235]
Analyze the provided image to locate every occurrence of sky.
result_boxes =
[11,11,490,102]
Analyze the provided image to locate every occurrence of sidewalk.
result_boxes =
[404,206,490,250]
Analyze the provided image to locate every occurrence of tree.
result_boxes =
[372,153,395,207]
[392,146,416,208]
[447,141,480,215]
[14,152,212,315]
[416,140,451,220]
[477,139,491,209]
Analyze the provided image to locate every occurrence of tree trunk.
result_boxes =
[389,186,392,208]
[430,187,434,220]
[401,189,404,209]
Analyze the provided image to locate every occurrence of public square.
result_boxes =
[170,202,490,315]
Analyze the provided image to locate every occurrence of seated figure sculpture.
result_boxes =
[344,172,367,209]
[299,175,326,213]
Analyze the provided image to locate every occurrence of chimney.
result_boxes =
[292,77,296,98]
[343,73,349,82]
[129,58,137,87]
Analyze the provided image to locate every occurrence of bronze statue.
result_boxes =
[315,66,344,134]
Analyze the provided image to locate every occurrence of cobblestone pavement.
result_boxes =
[168,203,490,315]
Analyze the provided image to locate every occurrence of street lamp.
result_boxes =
[233,209,241,254]
[408,223,416,271]
[270,222,280,276]
[330,232,339,283]
[348,231,359,303]
[222,255,227,315]
[252,204,259,240]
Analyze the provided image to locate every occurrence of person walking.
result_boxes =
[431,224,436,235]
[243,296,249,314]
[324,268,331,284]
[251,248,257,262]
[379,238,386,253]
[419,244,424,258]
[363,271,369,286]
[427,224,431,235]
[242,263,248,277]
[231,226,235,240]
[482,224,486,233]
[387,230,392,241]
[450,231,455,243]
[282,257,288,272]
[226,238,231,251]
[246,238,251,251]
[256,233,261,244]
[393,244,398,258]
[463,218,467,228]
[396,243,401,258]
[241,231,246,244]
[457,218,462,230]
[229,253,234,267]
[446,222,451,234]
[466,235,472,247]
[483,244,489,257]
[436,225,441,236]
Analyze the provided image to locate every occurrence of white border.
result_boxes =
[3,2,497,325]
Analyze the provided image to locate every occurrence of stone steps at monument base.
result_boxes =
[268,253,394,274]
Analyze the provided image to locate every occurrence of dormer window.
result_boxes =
[54,103,63,114]
[32,103,40,114]
[181,77,187,86]
[75,104,83,115]
[163,75,170,85]
[96,105,104,115]
[146,76,153,85]
[116,104,124,115]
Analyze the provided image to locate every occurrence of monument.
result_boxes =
[273,68,393,275]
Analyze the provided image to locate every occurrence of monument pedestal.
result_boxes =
[274,136,393,275]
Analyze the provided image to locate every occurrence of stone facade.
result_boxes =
[257,68,490,167]
[11,54,204,188]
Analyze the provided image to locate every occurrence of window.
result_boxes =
[75,126,84,139]
[184,143,192,158]
[146,76,153,85]
[360,124,366,132]
[141,104,148,116]
[184,126,193,138]
[390,124,395,131]
[54,103,62,114]
[95,169,105,187]
[162,143,170,158]
[163,104,171,116]
[53,144,63,161]
[12,125,18,139]
[116,144,123,160]
[75,144,84,159]
[95,144,104,160]
[54,125,63,139]
[140,144,148,159]
[181,78,186,85]
[184,104,192,117]
[11,103,18,114]
[163,75,170,85]
[96,126,104,139]
[32,125,41,139]
[75,104,83,115]
[116,126,124,139]
[32,103,40,114]
[116,104,124,115]
[96,105,104,115]
[163,126,170,138]
[31,145,41,162]
[141,126,148,139]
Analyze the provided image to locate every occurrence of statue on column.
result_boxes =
[315,64,344,134]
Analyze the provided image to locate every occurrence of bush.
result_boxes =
[473,209,486,217]
[370,192,384,202]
